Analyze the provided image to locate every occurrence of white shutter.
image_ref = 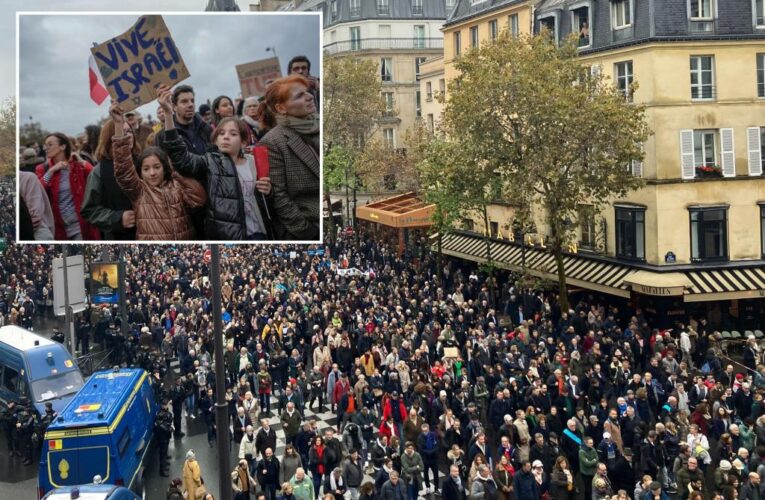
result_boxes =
[747,127,763,176]
[680,129,695,179]
[631,159,643,177]
[720,128,735,177]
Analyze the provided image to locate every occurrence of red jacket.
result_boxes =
[382,397,407,423]
[334,379,351,404]
[35,157,100,240]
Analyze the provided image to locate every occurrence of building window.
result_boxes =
[350,26,361,51]
[690,55,715,100]
[690,207,728,261]
[415,91,422,117]
[350,0,361,17]
[489,20,498,40]
[490,221,499,238]
[690,0,714,20]
[454,32,462,56]
[381,58,392,82]
[694,130,717,169]
[579,205,596,248]
[427,113,434,133]
[462,218,474,231]
[615,61,633,101]
[758,54,765,97]
[426,82,433,101]
[382,92,394,113]
[412,0,423,15]
[383,128,395,148]
[612,0,631,28]
[439,78,446,94]
[330,30,336,43]
[415,57,426,78]
[330,0,338,19]
[756,0,765,27]
[760,128,765,167]
[572,6,590,47]
[539,16,556,41]
[761,205,765,257]
[414,25,425,49]
[509,14,519,36]
[681,128,735,179]
[470,26,479,48]
[377,0,389,15]
[615,207,645,260]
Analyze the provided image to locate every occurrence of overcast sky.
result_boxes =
[12,1,320,134]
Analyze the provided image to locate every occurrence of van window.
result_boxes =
[2,366,18,393]
[118,427,130,457]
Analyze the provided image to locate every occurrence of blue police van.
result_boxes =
[38,368,157,499]
[0,325,84,416]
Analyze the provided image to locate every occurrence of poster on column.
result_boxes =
[90,262,120,304]
[90,15,190,112]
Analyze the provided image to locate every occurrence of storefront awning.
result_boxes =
[435,232,635,298]
[622,270,691,297]
[683,267,765,302]
[356,192,435,228]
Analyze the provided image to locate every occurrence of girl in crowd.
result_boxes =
[212,95,235,127]
[109,102,206,240]
[157,85,273,240]
[257,75,320,241]
[35,132,100,240]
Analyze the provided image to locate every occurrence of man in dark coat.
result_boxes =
[512,462,540,500]
[441,464,467,500]
[255,447,280,500]
[255,418,278,458]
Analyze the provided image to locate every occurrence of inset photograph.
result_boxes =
[18,12,321,243]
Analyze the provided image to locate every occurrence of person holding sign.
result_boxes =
[109,101,207,240]
[157,85,273,240]
[35,133,100,240]
[257,75,320,241]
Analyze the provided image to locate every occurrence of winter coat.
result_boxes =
[182,458,205,500]
[258,124,320,240]
[280,453,304,484]
[231,467,256,494]
[290,475,315,500]
[401,451,424,483]
[342,457,364,488]
[35,156,100,240]
[239,433,258,460]
[160,128,272,240]
[112,135,205,240]
[80,158,137,240]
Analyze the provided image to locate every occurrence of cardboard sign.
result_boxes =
[443,347,460,358]
[236,57,282,98]
[90,15,190,112]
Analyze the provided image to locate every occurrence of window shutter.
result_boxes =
[747,127,763,176]
[631,159,643,177]
[680,129,695,179]
[720,128,735,177]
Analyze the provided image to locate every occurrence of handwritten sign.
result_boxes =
[90,15,190,112]
[236,57,282,98]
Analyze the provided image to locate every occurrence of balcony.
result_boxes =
[324,37,444,55]
[689,19,716,33]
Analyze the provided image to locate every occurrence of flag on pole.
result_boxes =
[88,55,109,105]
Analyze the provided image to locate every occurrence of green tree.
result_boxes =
[322,57,387,242]
[0,98,16,177]
[20,121,49,151]
[442,31,650,310]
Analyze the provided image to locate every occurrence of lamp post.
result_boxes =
[266,46,278,61]
[211,245,232,500]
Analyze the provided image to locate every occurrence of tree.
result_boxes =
[0,98,16,177]
[442,31,650,311]
[322,57,387,242]
[20,121,49,150]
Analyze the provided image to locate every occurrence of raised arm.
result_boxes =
[156,85,209,180]
[110,103,142,202]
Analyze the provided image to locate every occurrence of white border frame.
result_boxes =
[16,10,324,246]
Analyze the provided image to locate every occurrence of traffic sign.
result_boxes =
[204,249,212,263]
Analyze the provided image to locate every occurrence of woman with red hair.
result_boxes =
[257,74,320,241]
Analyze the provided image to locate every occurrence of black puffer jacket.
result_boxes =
[161,129,272,240]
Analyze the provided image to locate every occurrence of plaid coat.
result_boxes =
[259,125,320,241]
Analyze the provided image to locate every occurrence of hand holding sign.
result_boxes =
[157,84,173,113]
[255,177,271,195]
[91,15,189,112]
[109,101,125,124]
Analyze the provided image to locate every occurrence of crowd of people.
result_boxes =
[17,55,321,242]
[5,180,765,500]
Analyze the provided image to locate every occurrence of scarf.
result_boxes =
[329,472,344,492]
[533,469,544,485]
[238,466,250,491]
[275,113,320,149]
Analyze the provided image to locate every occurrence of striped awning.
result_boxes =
[683,267,765,302]
[435,231,765,302]
[436,232,635,298]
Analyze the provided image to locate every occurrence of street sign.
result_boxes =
[204,249,212,263]
[52,255,87,317]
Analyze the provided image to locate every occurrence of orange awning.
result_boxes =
[356,192,435,228]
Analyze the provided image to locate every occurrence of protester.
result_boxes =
[109,102,207,240]
[212,95,236,127]
[257,75,320,241]
[157,84,274,240]
[18,171,55,240]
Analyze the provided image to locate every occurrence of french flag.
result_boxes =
[88,55,109,105]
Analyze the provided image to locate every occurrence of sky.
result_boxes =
[10,0,321,135]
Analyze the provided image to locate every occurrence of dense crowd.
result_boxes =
[4,179,765,500]
[18,55,321,242]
